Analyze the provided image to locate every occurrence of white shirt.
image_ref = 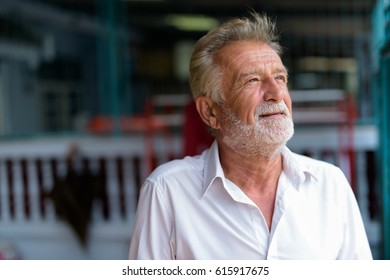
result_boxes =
[129,141,372,260]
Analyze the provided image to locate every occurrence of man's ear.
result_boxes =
[195,96,220,130]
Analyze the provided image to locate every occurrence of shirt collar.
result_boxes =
[202,140,224,197]
[281,146,318,188]
[202,141,317,197]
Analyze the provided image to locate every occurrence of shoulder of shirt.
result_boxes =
[286,149,352,196]
[145,153,205,185]
[286,149,346,180]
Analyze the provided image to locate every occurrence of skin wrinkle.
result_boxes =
[224,51,286,82]
[233,61,287,91]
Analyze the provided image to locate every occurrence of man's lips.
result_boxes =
[260,111,286,117]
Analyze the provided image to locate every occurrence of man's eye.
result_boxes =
[275,75,286,82]
[248,78,259,83]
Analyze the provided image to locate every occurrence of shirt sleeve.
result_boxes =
[128,178,175,259]
[335,168,373,260]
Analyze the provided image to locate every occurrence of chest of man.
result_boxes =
[168,179,343,260]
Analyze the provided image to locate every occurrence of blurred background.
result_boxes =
[0,0,388,260]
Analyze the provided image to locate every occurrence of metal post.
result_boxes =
[380,54,390,259]
[96,0,108,115]
[96,0,121,136]
[107,0,120,136]
[373,0,390,260]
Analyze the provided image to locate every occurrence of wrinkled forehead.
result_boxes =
[217,41,285,71]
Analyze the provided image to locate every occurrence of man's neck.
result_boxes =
[218,141,283,194]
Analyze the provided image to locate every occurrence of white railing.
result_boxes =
[0,135,181,259]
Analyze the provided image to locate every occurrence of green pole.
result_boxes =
[381,54,390,259]
[96,0,121,136]
[96,0,108,115]
[107,0,121,136]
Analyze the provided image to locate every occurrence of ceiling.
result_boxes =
[0,0,376,59]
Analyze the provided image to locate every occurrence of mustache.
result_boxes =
[255,101,290,118]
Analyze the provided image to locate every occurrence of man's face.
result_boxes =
[215,41,294,157]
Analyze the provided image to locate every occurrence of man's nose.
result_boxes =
[262,77,284,102]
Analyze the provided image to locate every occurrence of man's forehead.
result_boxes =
[237,49,283,63]
[234,53,286,72]
[246,54,284,66]
[223,41,277,54]
[221,46,283,66]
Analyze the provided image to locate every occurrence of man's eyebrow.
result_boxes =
[236,67,287,80]
[231,63,288,84]
[237,71,258,80]
[229,71,254,86]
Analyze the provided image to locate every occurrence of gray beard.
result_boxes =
[220,102,294,158]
